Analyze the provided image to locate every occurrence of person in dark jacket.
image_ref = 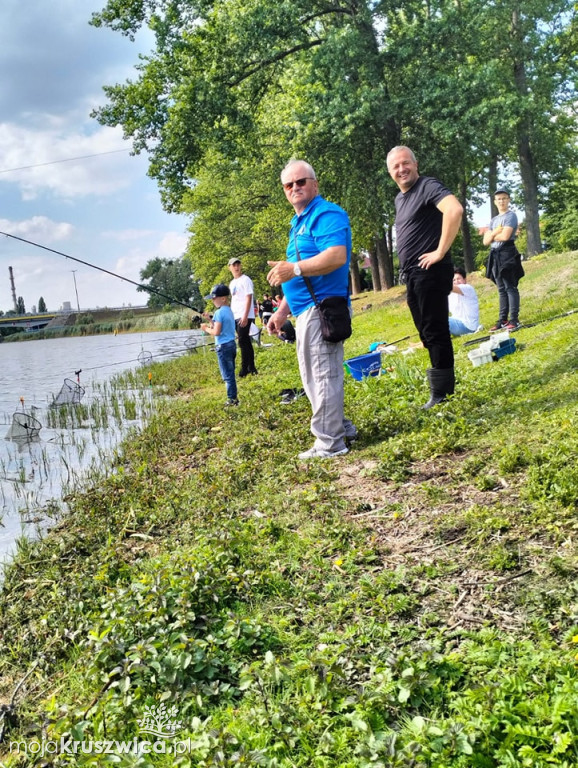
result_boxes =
[277,318,296,343]
[483,189,524,331]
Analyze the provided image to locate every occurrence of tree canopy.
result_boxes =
[92,0,578,285]
[137,256,203,309]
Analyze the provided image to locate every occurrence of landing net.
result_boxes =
[138,351,153,365]
[51,378,85,407]
[185,335,203,351]
[6,411,42,440]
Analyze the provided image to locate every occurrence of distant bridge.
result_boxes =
[0,306,153,333]
[0,312,59,330]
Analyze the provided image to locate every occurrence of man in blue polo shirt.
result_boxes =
[266,159,357,459]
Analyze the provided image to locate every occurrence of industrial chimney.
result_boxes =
[8,266,17,312]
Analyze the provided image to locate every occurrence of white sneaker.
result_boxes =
[298,446,349,460]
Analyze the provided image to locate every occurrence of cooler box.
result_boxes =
[493,338,516,359]
[344,352,382,380]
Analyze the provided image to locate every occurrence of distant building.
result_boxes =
[61,301,72,312]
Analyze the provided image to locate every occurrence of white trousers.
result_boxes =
[296,305,355,452]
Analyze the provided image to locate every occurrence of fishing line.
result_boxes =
[74,343,213,374]
[99,332,204,351]
[0,148,129,175]
[0,230,204,316]
[462,308,578,347]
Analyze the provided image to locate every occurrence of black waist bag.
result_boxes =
[293,230,352,343]
[317,296,352,343]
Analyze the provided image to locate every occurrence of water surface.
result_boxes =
[0,330,202,562]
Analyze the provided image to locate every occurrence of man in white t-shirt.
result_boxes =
[228,257,258,376]
[448,267,480,336]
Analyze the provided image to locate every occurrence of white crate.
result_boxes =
[490,330,510,348]
[467,348,493,367]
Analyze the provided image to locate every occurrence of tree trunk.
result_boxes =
[368,248,382,292]
[386,225,395,283]
[459,178,475,273]
[517,131,542,256]
[512,9,542,257]
[350,256,362,296]
[376,233,394,289]
[489,158,498,218]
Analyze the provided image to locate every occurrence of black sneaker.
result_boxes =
[225,398,239,407]
[279,388,305,404]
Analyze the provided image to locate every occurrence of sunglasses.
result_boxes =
[282,177,314,191]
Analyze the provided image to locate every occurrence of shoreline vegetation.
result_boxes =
[1,307,200,343]
[0,251,577,767]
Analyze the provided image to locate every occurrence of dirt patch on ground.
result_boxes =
[336,454,544,633]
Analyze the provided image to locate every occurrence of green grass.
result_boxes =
[0,251,576,767]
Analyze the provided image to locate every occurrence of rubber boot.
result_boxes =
[422,368,455,410]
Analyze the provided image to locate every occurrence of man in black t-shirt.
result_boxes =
[387,146,463,408]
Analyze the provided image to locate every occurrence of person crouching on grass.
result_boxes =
[201,284,239,407]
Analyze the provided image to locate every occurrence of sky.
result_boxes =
[0,0,189,314]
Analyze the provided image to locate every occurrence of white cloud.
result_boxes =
[115,232,189,279]
[0,122,135,200]
[157,232,189,258]
[0,216,73,242]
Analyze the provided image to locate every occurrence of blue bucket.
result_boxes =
[344,352,382,381]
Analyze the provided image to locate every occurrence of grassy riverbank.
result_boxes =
[0,251,577,767]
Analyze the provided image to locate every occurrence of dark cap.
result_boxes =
[494,188,510,197]
[204,283,230,300]
[228,257,241,266]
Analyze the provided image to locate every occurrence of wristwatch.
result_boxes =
[293,263,302,277]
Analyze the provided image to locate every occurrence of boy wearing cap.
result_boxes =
[483,189,524,331]
[228,257,258,377]
[201,284,239,406]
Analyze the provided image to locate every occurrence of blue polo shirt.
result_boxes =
[282,195,351,318]
[213,305,236,345]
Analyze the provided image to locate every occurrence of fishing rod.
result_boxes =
[0,230,204,317]
[462,308,577,347]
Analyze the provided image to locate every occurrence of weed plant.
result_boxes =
[0,252,576,767]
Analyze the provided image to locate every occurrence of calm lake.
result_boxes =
[0,330,203,563]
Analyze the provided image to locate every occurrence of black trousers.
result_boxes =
[406,262,454,370]
[236,319,257,374]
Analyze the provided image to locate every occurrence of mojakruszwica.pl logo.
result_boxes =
[10,704,194,757]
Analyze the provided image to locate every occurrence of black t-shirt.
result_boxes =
[394,176,453,272]
[261,299,273,313]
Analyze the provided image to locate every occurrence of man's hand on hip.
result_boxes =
[418,250,444,270]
